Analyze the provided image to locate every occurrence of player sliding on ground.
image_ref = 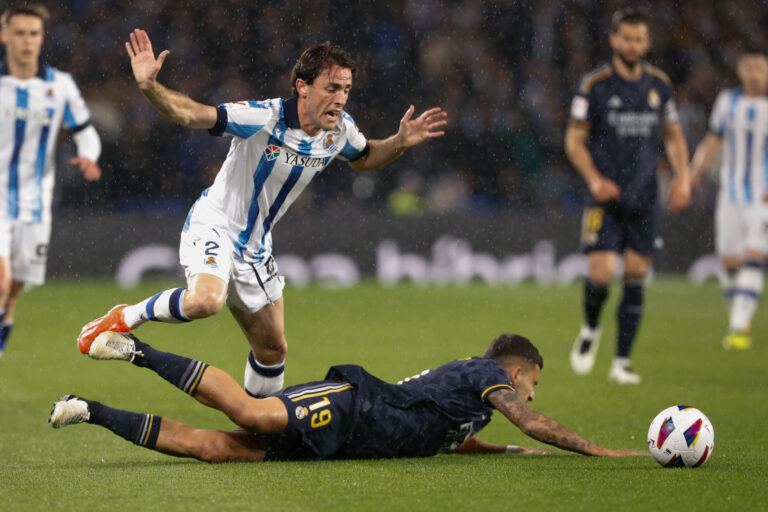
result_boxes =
[51,333,642,461]
[77,29,446,397]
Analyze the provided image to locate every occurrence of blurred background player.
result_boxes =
[51,332,642,461]
[565,9,691,383]
[690,47,768,350]
[78,30,446,396]
[0,4,101,358]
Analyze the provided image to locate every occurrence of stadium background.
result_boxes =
[12,0,768,281]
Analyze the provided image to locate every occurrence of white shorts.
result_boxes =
[716,197,768,256]
[178,223,285,314]
[0,220,50,286]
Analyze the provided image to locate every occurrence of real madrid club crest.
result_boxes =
[324,133,338,152]
[648,88,661,109]
[295,406,308,420]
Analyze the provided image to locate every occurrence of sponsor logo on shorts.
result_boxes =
[295,406,308,420]
[36,244,48,258]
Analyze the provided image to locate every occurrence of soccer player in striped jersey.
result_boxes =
[78,30,446,396]
[565,9,691,384]
[691,48,768,350]
[51,332,642,461]
[0,4,101,358]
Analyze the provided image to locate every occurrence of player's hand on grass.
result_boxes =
[599,448,648,456]
[396,106,447,148]
[125,29,170,91]
[667,174,691,213]
[588,176,621,203]
[509,446,550,455]
[70,157,101,181]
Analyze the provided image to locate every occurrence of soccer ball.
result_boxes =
[647,405,715,467]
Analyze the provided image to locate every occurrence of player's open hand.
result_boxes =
[396,106,447,148]
[588,176,621,203]
[70,157,101,181]
[125,29,169,90]
[667,174,691,213]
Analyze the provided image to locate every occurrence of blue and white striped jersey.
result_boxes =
[0,61,92,223]
[710,88,768,205]
[187,96,368,263]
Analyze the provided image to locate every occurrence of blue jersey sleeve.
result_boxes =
[336,111,369,162]
[208,100,273,139]
[62,72,92,133]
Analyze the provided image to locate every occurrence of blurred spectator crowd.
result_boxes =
[12,0,767,217]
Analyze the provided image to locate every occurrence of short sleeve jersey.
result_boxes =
[185,96,368,263]
[569,63,678,210]
[326,357,514,459]
[0,62,92,223]
[708,88,768,205]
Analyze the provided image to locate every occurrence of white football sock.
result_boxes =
[729,262,763,332]
[123,288,190,329]
[244,352,285,397]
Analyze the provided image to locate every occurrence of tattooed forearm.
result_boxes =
[487,388,603,456]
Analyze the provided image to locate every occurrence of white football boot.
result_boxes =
[49,395,90,428]
[608,358,641,385]
[570,324,601,375]
[88,332,142,362]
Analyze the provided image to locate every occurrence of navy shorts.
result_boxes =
[265,380,356,461]
[579,203,662,255]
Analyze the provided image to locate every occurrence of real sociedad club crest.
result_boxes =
[324,134,338,152]
[265,145,281,161]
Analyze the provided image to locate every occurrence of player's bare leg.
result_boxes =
[0,279,22,357]
[155,423,271,462]
[230,299,288,397]
[724,248,764,350]
[571,250,616,375]
[0,258,11,357]
[608,249,650,384]
[78,273,227,354]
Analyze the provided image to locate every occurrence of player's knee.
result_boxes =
[184,290,226,319]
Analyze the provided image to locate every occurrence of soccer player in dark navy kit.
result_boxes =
[49,332,641,461]
[565,9,691,384]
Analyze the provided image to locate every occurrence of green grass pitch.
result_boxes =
[1,279,766,511]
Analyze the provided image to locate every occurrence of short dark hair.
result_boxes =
[290,42,356,96]
[1,3,49,29]
[484,334,543,370]
[611,8,648,33]
[738,41,767,59]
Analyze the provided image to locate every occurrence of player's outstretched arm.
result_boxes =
[452,435,550,455]
[125,28,216,129]
[564,124,621,203]
[487,387,642,456]
[690,132,723,188]
[663,122,692,213]
[349,106,447,172]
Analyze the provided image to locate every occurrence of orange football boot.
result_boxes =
[77,305,130,354]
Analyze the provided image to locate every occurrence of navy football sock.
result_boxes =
[130,337,208,395]
[85,400,161,449]
[584,280,609,329]
[0,323,12,352]
[617,281,644,358]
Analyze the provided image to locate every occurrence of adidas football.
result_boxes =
[647,405,714,467]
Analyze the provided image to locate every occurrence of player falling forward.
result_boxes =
[77,30,446,394]
[51,333,642,461]
[0,4,101,358]
[691,48,768,350]
[565,9,691,384]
